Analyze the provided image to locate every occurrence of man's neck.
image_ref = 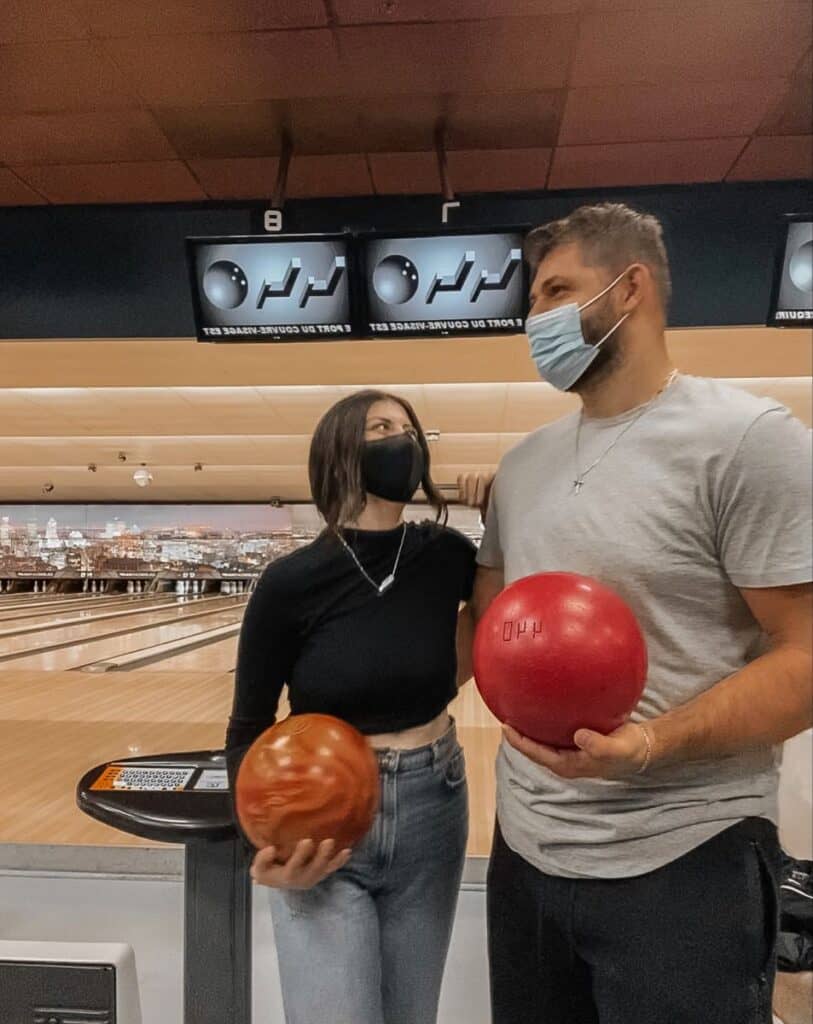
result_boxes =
[578,336,675,419]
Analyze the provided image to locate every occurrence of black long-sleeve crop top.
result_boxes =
[225,521,477,779]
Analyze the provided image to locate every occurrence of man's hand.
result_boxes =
[503,721,650,780]
[250,838,351,890]
[457,472,494,519]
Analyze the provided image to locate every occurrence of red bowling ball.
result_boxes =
[235,714,379,861]
[473,572,648,748]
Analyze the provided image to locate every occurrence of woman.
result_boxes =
[225,389,478,1024]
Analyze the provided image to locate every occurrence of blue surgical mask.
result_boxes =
[526,269,631,391]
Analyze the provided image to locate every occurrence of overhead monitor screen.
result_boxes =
[359,229,527,338]
[187,235,354,342]
[768,215,812,326]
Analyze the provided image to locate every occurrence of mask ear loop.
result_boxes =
[591,311,630,349]
[577,265,634,349]
[577,266,631,313]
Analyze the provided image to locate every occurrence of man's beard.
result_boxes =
[566,309,625,393]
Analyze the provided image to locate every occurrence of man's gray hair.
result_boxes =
[524,202,672,309]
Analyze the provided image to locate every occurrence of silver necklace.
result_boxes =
[573,370,679,495]
[337,523,408,596]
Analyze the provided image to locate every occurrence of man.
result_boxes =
[463,202,813,1024]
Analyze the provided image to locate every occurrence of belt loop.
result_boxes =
[431,733,443,767]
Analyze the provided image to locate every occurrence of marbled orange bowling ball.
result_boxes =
[235,714,379,861]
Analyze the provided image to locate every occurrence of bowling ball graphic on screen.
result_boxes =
[373,255,419,305]
[203,260,249,310]
[789,240,812,294]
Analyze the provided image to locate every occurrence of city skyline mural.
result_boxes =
[0,503,483,582]
[0,504,304,580]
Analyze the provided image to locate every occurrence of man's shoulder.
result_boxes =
[498,413,579,476]
[675,375,787,441]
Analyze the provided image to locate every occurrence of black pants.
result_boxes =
[487,817,781,1024]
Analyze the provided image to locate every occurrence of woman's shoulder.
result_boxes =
[254,534,332,597]
[412,519,478,558]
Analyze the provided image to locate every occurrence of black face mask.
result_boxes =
[361,434,425,503]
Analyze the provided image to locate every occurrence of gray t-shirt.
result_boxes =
[477,373,812,879]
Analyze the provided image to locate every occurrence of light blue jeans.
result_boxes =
[267,720,468,1024]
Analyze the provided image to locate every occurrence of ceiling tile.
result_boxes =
[333,1,580,22]
[758,56,813,135]
[549,137,747,189]
[357,95,443,152]
[447,148,551,192]
[0,168,47,206]
[588,0,751,6]
[151,102,286,160]
[74,0,327,36]
[187,157,279,199]
[101,30,341,105]
[368,151,438,194]
[358,91,564,153]
[446,92,564,151]
[0,1,89,44]
[572,4,812,87]
[191,154,371,199]
[560,79,789,145]
[0,110,177,166]
[283,97,366,154]
[12,161,207,204]
[336,17,578,95]
[727,135,813,181]
[154,98,365,159]
[287,154,373,197]
[0,39,139,114]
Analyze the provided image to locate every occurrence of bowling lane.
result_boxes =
[8,605,247,671]
[0,592,179,625]
[0,589,228,634]
[0,597,245,657]
[139,634,239,671]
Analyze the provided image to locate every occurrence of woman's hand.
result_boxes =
[250,838,352,890]
[457,472,495,520]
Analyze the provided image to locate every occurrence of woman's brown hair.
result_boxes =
[308,389,448,533]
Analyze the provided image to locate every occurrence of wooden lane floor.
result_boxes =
[0,595,244,653]
[135,634,240,671]
[0,669,500,857]
[0,592,171,621]
[0,594,220,631]
[3,606,248,670]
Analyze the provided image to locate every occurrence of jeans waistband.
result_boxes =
[375,718,459,774]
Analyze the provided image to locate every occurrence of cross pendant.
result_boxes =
[573,478,584,494]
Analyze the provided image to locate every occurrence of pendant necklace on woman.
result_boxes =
[338,522,408,596]
[572,369,679,495]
